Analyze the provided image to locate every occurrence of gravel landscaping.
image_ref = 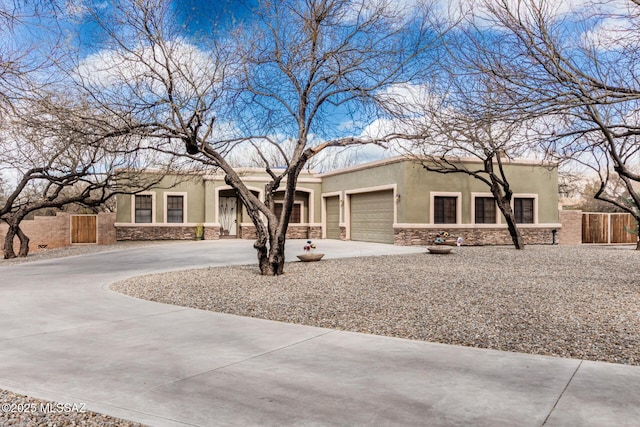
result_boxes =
[0,390,145,427]
[112,244,640,365]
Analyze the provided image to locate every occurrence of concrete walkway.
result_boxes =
[0,240,638,426]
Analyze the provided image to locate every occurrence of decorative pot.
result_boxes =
[297,253,325,262]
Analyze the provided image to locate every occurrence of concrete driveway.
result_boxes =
[0,239,639,426]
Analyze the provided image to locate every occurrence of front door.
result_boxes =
[219,196,237,236]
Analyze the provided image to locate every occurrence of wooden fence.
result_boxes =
[582,212,638,244]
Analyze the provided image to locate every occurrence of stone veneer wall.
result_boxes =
[286,226,311,239]
[203,226,220,240]
[558,210,582,245]
[238,224,319,240]
[116,225,196,241]
[309,226,322,239]
[339,226,346,241]
[394,227,557,246]
[240,225,257,240]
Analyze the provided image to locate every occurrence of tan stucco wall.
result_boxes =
[115,175,205,224]
[319,158,559,226]
[401,161,559,224]
[117,171,323,226]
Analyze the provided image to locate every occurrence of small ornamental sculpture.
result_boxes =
[303,240,317,253]
[428,232,462,254]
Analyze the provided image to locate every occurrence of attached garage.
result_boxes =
[325,196,341,239]
[349,190,394,243]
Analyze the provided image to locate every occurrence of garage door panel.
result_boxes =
[325,196,341,239]
[350,191,394,244]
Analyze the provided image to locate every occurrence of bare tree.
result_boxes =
[405,27,544,249]
[77,0,441,275]
[0,95,177,259]
[471,0,640,248]
[575,177,630,213]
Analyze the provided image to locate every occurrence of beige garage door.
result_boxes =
[325,196,341,239]
[350,190,394,244]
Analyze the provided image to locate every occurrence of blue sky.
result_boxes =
[63,0,257,54]
[171,0,256,33]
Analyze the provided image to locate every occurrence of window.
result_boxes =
[135,195,153,223]
[475,197,497,224]
[274,203,302,223]
[434,196,457,224]
[166,195,184,223]
[514,197,534,224]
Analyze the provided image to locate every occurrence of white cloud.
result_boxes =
[448,0,632,29]
[75,37,223,97]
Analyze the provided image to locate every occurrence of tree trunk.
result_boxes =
[502,208,525,250]
[3,224,17,259]
[494,195,525,250]
[3,209,31,260]
[254,226,287,276]
[17,227,30,257]
[636,237,639,251]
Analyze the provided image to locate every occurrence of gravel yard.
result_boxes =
[112,245,640,365]
[0,390,145,427]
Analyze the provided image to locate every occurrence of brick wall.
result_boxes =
[394,226,557,246]
[0,213,70,253]
[0,212,116,254]
[97,213,116,245]
[558,210,582,245]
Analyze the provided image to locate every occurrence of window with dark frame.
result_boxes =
[166,195,184,223]
[434,196,457,224]
[274,203,302,223]
[475,197,497,224]
[134,194,153,223]
[514,197,534,224]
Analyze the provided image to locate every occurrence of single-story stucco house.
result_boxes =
[114,156,561,246]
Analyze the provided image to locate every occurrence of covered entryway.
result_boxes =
[71,215,97,244]
[324,196,341,239]
[349,190,394,244]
